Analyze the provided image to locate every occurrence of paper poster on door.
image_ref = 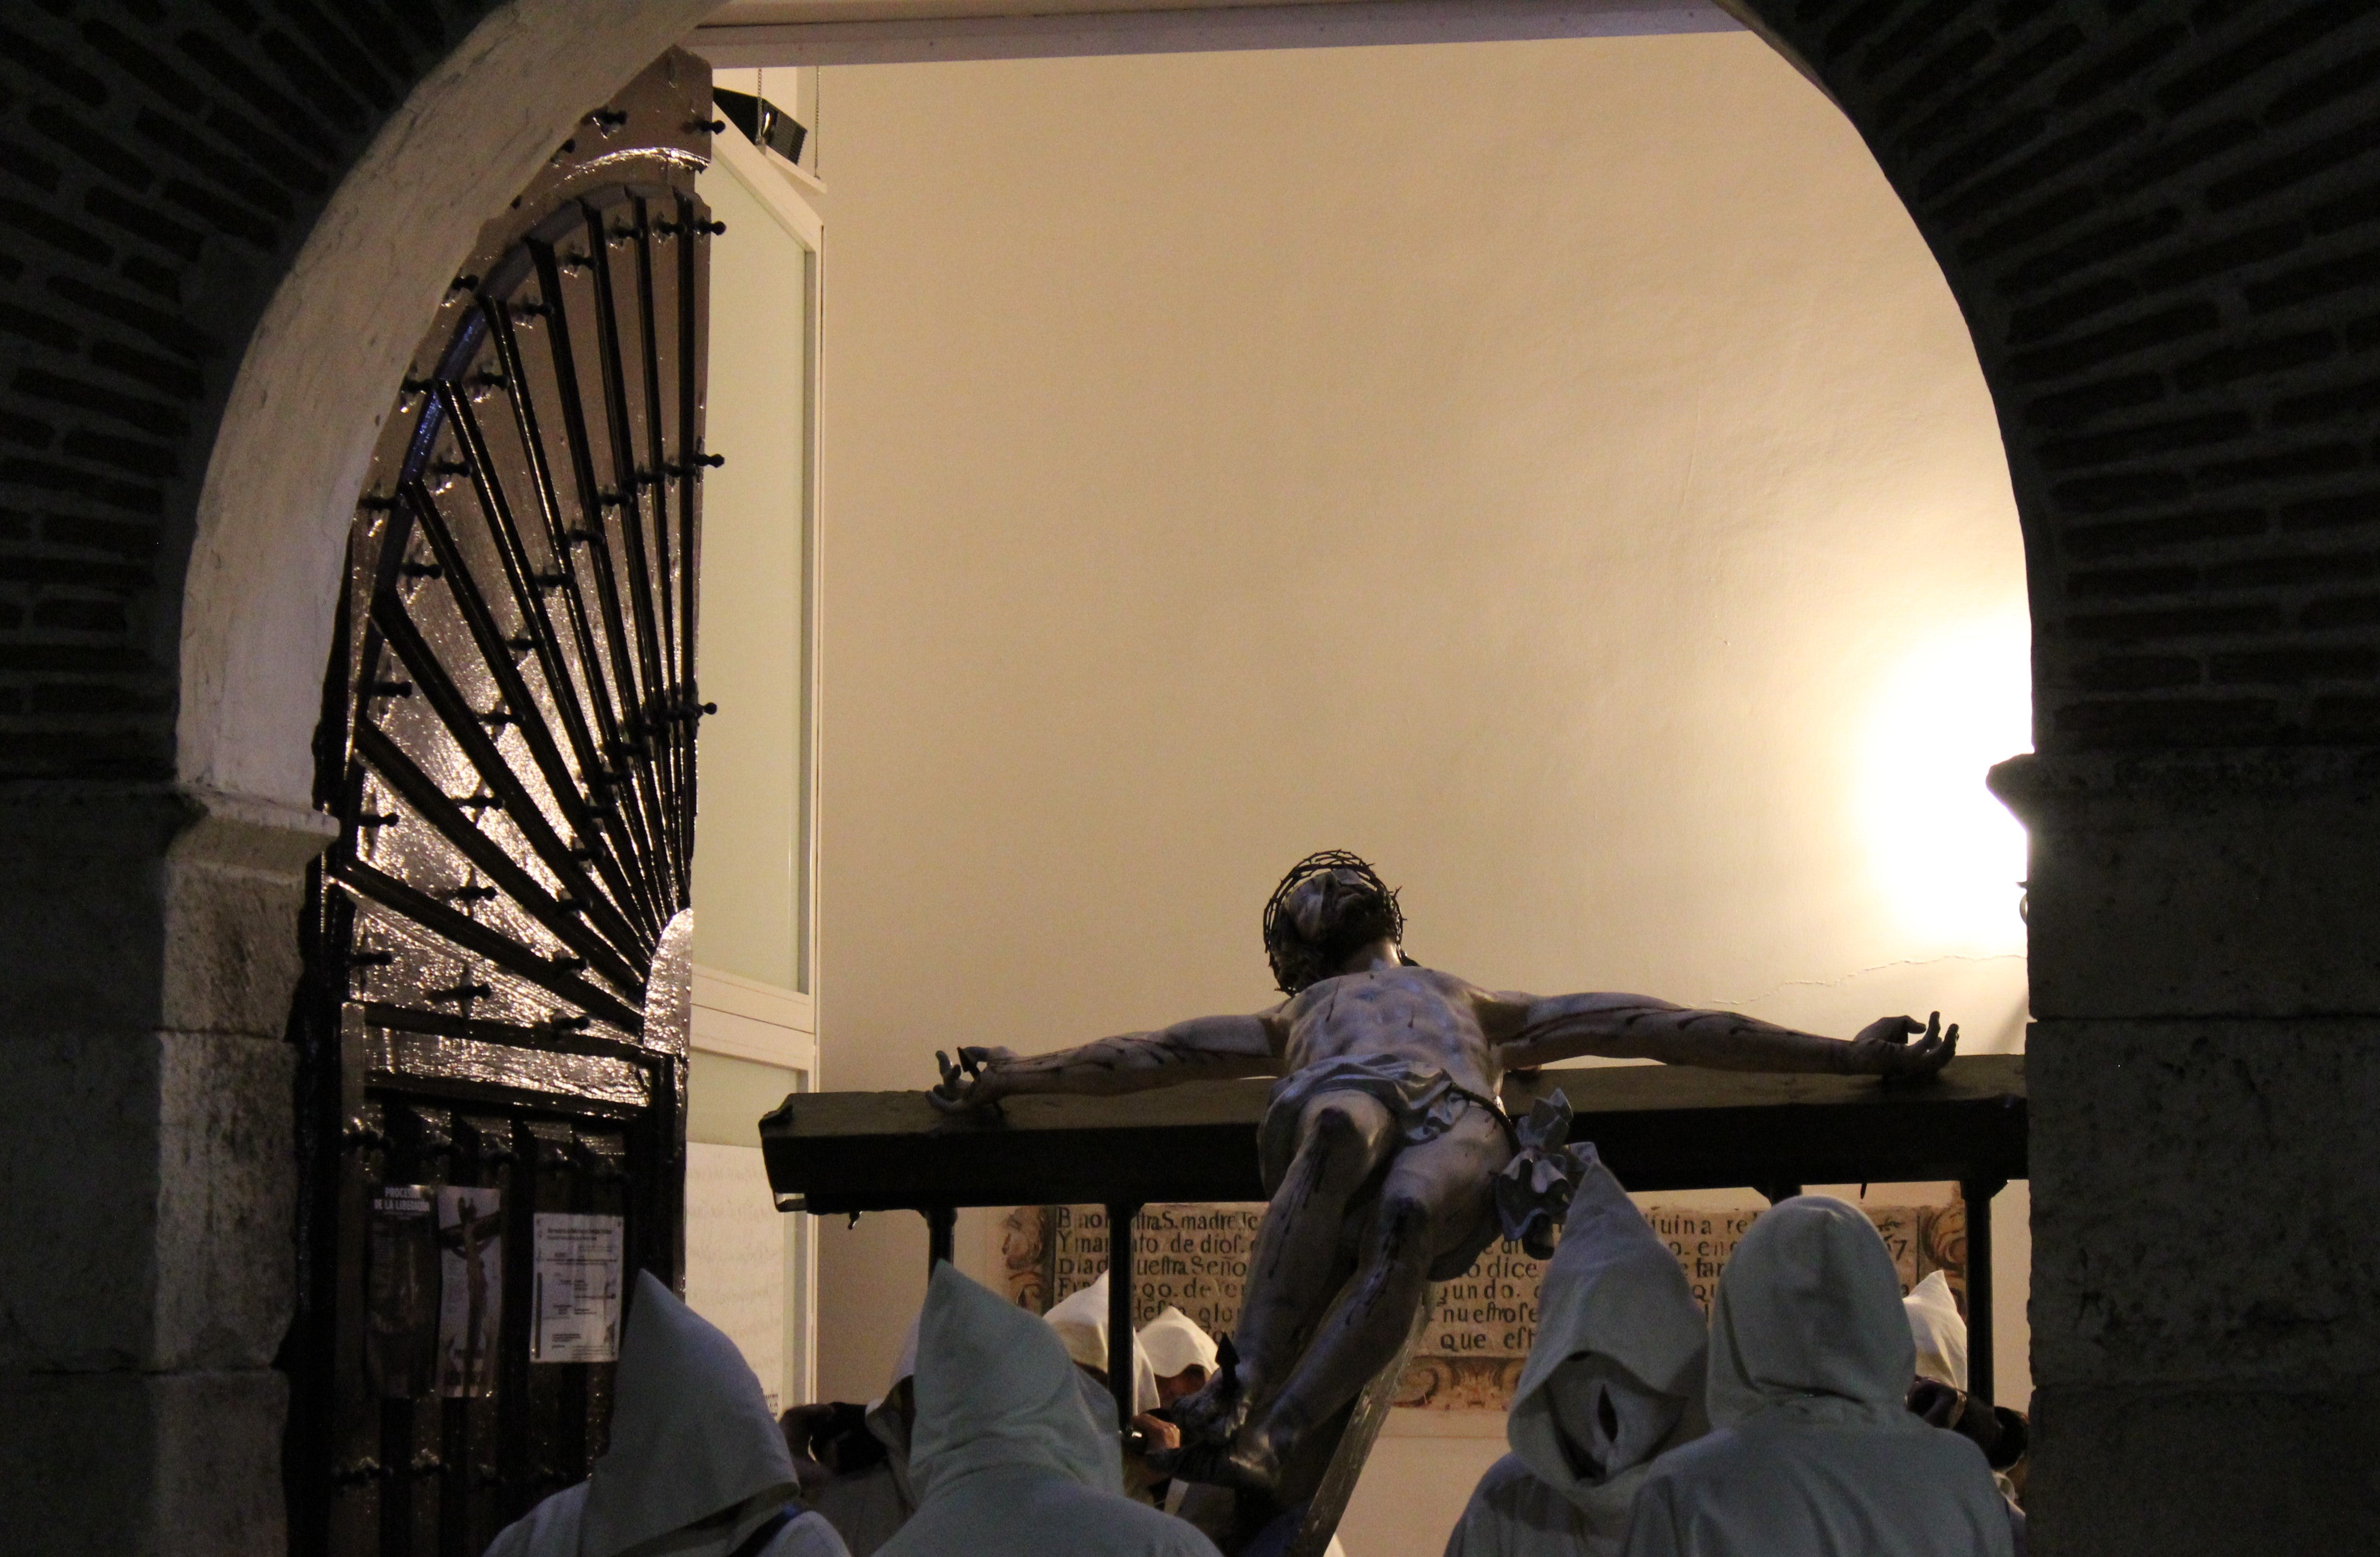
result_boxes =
[367,1183,439,1398]
[533,1212,625,1363]
[437,1185,504,1397]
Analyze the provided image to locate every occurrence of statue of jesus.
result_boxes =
[927,850,1956,1492]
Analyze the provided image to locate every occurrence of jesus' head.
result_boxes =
[1261,850,1405,995]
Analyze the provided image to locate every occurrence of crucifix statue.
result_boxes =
[928,850,1957,1493]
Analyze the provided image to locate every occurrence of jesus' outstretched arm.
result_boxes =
[928,1010,1288,1112]
[1481,989,1958,1078]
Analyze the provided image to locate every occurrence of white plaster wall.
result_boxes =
[803,33,2027,1551]
[685,1142,791,1412]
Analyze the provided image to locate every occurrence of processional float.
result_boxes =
[760,1055,2027,1556]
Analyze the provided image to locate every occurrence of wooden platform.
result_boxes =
[758,1054,2027,1213]
[759,1050,2033,1536]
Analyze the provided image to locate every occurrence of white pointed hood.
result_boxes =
[1904,1270,1968,1391]
[910,1262,1123,1501]
[1137,1306,1219,1381]
[1507,1149,1706,1510]
[577,1271,801,1557]
[1705,1196,1916,1431]
[1448,1155,1707,1557]
[1044,1270,1161,1414]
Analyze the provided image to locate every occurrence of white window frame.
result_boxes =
[693,110,826,1406]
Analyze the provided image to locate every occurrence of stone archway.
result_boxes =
[0,5,710,1553]
[1765,11,2380,1552]
[186,0,719,809]
[2,3,2376,1554]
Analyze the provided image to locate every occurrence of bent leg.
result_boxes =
[1176,1090,1394,1441]
[1239,1107,1509,1479]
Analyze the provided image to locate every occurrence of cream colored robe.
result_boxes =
[878,1264,1220,1557]
[1623,1198,2014,1557]
[1444,1147,1707,1557]
[483,1272,848,1557]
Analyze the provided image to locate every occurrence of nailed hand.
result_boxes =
[1846,1011,1958,1079]
[928,1045,1017,1114]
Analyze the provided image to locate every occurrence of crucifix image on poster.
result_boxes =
[437,1186,505,1398]
[932,850,1958,1492]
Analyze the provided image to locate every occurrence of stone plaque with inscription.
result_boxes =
[999,1197,1966,1413]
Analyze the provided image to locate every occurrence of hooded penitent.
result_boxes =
[1137,1306,1220,1383]
[1444,1147,1707,1557]
[1043,1270,1162,1414]
[876,1264,1221,1557]
[1623,1198,2014,1557]
[484,1271,849,1557]
[1904,1270,1968,1392]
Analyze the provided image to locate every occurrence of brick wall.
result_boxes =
[1751,0,2380,752]
[0,13,710,1554]
[0,0,502,780]
[1737,8,2380,1551]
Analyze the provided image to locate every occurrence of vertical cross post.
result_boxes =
[1960,1178,2005,1405]
[924,1204,956,1273]
[1107,1201,1143,1428]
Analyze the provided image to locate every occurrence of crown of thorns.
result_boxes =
[1261,849,1405,995]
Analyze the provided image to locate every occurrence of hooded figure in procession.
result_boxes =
[876,1263,1223,1557]
[1138,1307,1221,1404]
[1903,1271,1968,1396]
[484,1271,849,1557]
[1904,1269,2028,1548]
[1444,1147,1707,1557]
[1621,1198,2014,1557]
[1044,1270,1163,1414]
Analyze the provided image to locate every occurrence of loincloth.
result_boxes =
[1257,1054,1517,1281]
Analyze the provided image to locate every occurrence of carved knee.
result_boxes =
[1296,1101,1379,1190]
[1366,1192,1435,1267]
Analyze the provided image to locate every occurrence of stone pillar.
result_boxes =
[0,784,334,1554]
[1995,751,2380,1556]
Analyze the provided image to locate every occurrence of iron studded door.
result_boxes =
[288,51,719,1557]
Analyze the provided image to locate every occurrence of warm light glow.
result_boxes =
[1859,612,2032,955]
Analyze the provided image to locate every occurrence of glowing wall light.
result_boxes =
[1857,611,2032,956]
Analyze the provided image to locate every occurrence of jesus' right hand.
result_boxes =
[930,1045,1019,1113]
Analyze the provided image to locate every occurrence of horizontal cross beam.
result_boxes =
[759,1054,2026,1214]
